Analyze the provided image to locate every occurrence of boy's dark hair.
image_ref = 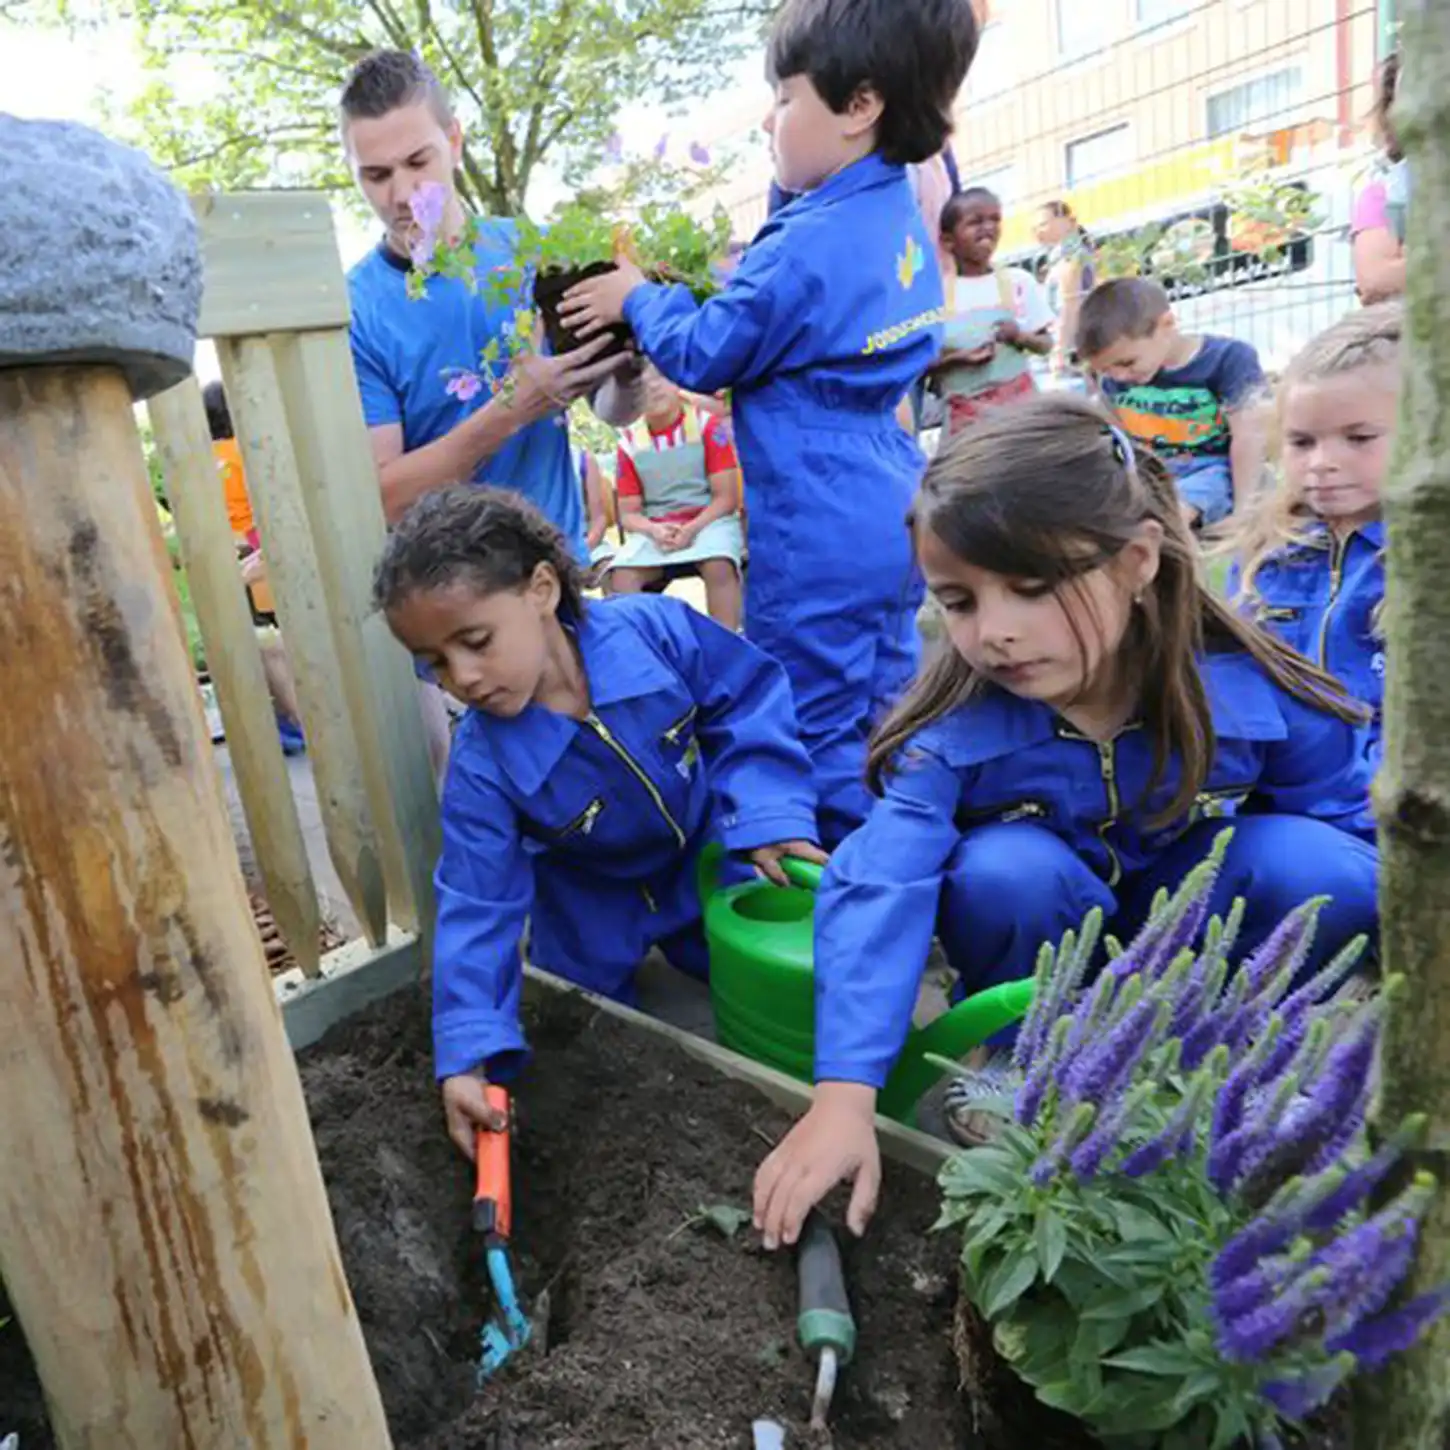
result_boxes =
[339,49,454,131]
[940,186,999,233]
[1077,277,1173,359]
[201,380,233,441]
[767,0,979,166]
[372,486,585,620]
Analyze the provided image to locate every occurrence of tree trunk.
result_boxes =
[1358,4,1450,1445]
[0,365,393,1448]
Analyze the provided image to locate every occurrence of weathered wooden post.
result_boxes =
[0,117,393,1447]
[1359,4,1450,1446]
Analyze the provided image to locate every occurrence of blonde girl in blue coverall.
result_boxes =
[1225,304,1398,761]
[374,487,825,1158]
[559,0,981,849]
[755,395,1378,1247]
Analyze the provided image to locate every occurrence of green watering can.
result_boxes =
[697,846,1034,1126]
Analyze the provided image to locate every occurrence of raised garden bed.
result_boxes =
[1,978,966,1448]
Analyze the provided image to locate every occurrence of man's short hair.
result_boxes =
[1077,278,1174,359]
[767,0,979,167]
[339,49,453,131]
[201,380,232,442]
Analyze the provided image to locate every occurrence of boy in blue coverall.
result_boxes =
[374,487,825,1159]
[561,0,981,848]
[1227,305,1398,760]
[754,397,1378,1246]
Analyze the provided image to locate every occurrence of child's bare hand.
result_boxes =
[656,522,686,553]
[748,839,828,887]
[960,342,997,365]
[754,1084,881,1248]
[240,550,268,587]
[559,253,648,337]
[442,1073,508,1160]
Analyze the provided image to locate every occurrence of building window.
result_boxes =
[966,163,1018,206]
[1056,0,1109,60]
[1065,124,1133,188]
[966,22,1014,103]
[1206,66,1306,137]
[1135,0,1196,29]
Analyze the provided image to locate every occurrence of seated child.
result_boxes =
[1226,304,1397,758]
[372,486,825,1159]
[605,365,745,631]
[1078,278,1266,530]
[930,187,1053,435]
[753,394,1378,1246]
[559,0,981,848]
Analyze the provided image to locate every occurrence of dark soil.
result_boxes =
[533,264,634,362]
[1,987,968,1449]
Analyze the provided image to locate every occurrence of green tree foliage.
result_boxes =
[21,0,774,215]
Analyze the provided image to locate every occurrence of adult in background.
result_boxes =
[339,49,643,771]
[1035,198,1097,380]
[340,50,643,554]
[1352,52,1407,305]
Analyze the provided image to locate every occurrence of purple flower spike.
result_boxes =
[1121,1054,1220,1179]
[1240,899,1323,1004]
[1327,1287,1450,1371]
[1262,1354,1355,1419]
[1061,988,1154,1106]
[689,141,711,165]
[603,131,625,163]
[1301,1117,1426,1234]
[1068,1080,1156,1181]
[655,132,670,160]
[1211,1213,1301,1294]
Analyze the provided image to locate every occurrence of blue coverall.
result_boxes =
[431,594,818,1082]
[1231,521,1385,756]
[623,152,945,848]
[812,650,1379,1089]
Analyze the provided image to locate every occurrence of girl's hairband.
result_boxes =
[1105,423,1137,474]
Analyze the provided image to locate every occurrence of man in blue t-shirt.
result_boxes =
[340,50,641,558]
[1078,277,1267,529]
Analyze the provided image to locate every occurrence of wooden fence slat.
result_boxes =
[148,378,325,978]
[216,336,389,946]
[192,193,350,339]
[270,330,439,942]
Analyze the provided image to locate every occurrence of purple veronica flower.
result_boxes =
[1014,1014,1071,1127]
[1060,987,1155,1105]
[1326,1287,1450,1371]
[603,131,625,163]
[1239,899,1322,1004]
[1280,934,1370,1018]
[1030,1101,1096,1185]
[408,181,449,268]
[445,370,485,402]
[690,141,711,165]
[1212,1213,1301,1295]
[1015,937,1070,1071]
[655,132,670,160]
[1262,1354,1355,1419]
[1301,1119,1425,1235]
[1121,1054,1220,1178]
[1068,1080,1157,1180]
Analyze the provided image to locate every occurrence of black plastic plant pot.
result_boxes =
[533,263,634,361]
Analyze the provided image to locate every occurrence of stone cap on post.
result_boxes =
[0,115,201,402]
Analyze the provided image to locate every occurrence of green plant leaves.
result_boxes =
[1033,1207,1068,1283]
[981,1253,1039,1320]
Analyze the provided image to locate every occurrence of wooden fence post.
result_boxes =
[0,121,392,1449]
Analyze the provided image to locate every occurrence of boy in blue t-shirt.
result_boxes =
[554,0,981,848]
[1079,277,1267,528]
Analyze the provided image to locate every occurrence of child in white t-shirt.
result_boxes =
[929,187,1054,435]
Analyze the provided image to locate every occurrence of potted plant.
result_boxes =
[936,833,1448,1450]
[406,185,734,391]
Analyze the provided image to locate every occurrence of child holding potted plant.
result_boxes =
[559,0,981,848]
[606,365,744,631]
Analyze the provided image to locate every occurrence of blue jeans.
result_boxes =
[1172,457,1234,527]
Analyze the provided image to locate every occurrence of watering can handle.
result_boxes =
[779,856,825,892]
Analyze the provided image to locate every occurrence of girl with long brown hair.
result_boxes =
[754,394,1379,1248]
